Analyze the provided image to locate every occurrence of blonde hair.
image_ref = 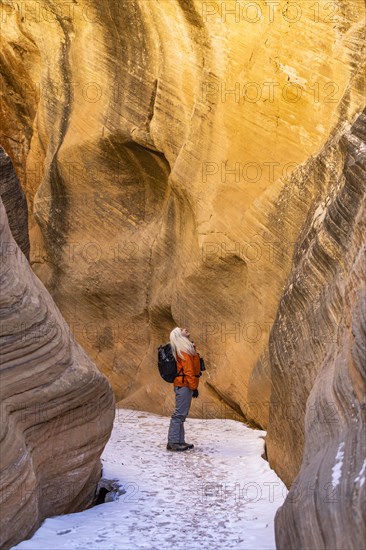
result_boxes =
[169,327,197,360]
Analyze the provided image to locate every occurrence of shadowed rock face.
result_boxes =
[0,195,115,550]
[1,0,365,425]
[268,109,366,549]
[0,146,30,259]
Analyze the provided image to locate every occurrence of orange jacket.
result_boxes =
[174,343,201,390]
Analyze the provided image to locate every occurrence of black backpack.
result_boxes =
[157,343,184,383]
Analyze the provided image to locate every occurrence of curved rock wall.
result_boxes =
[268,108,366,548]
[1,0,365,424]
[0,193,115,549]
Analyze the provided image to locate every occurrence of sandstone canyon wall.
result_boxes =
[0,159,115,547]
[267,107,366,548]
[1,3,366,548]
[1,0,365,427]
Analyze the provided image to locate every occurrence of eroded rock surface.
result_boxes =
[268,108,366,549]
[0,146,30,259]
[1,0,365,425]
[0,195,115,549]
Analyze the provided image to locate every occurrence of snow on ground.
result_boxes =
[12,409,287,550]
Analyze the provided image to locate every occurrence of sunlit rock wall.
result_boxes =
[268,107,366,549]
[0,0,365,427]
[0,191,115,549]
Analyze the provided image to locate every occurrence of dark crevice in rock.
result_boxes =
[93,475,126,506]
[34,7,74,294]
[0,145,30,259]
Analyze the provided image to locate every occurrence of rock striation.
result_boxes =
[0,194,115,549]
[268,108,366,548]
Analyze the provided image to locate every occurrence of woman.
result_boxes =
[167,326,201,452]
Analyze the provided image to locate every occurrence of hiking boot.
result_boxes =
[166,442,190,452]
[182,442,194,449]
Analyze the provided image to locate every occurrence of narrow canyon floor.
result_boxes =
[12,409,287,550]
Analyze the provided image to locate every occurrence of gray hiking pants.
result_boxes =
[167,386,193,444]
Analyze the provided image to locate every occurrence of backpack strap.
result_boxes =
[176,367,185,383]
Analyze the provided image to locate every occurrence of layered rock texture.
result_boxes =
[1,0,366,547]
[268,107,366,549]
[0,192,115,548]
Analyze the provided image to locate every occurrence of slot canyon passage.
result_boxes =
[0,0,365,548]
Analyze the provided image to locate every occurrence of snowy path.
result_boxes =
[12,409,287,550]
